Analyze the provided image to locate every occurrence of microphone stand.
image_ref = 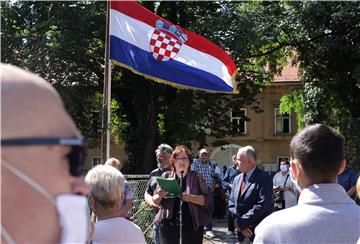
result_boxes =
[179,170,184,244]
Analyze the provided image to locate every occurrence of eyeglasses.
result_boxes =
[1,137,87,176]
[175,157,188,162]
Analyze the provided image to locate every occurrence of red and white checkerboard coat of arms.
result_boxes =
[150,29,183,62]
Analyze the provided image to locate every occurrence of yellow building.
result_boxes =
[208,64,301,174]
[85,65,301,174]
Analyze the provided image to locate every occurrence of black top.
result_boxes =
[171,175,193,231]
[146,166,170,195]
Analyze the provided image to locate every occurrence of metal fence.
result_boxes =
[126,175,154,244]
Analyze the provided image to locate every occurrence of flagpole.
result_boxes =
[101,0,111,163]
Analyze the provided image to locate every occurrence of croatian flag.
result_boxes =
[109,1,238,93]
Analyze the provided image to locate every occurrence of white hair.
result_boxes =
[85,165,125,208]
[238,145,256,162]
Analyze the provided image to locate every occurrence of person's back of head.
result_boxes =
[85,165,125,210]
[290,124,344,183]
[1,64,89,243]
[105,157,123,171]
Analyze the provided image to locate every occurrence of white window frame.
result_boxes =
[230,108,247,134]
[274,108,291,134]
[262,163,279,173]
[91,156,102,167]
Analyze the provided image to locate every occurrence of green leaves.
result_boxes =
[280,90,304,129]
[3,1,359,172]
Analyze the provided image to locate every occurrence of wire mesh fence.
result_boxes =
[126,175,154,244]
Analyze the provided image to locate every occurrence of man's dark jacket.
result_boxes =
[228,167,273,241]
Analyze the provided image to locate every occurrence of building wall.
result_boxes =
[208,82,301,174]
[84,142,128,170]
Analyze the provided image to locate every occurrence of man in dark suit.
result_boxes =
[228,146,273,243]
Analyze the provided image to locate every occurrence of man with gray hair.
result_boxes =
[105,158,133,217]
[228,146,272,243]
[144,143,173,244]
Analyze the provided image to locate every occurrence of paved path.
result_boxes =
[203,219,238,244]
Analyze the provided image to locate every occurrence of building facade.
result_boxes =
[209,82,300,175]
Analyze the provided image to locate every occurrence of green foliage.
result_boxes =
[273,1,360,169]
[1,1,106,145]
[130,201,153,242]
[0,1,284,172]
[280,90,304,130]
[3,1,359,172]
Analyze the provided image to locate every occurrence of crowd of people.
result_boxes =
[2,64,360,244]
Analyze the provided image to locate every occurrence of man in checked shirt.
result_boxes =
[191,148,217,239]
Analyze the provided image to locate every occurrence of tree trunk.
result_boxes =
[142,90,158,173]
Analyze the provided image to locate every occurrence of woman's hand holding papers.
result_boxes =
[152,189,168,205]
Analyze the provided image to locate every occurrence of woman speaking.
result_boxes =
[152,145,212,243]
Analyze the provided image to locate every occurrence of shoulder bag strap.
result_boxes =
[283,174,290,187]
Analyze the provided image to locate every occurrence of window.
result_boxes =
[275,108,290,133]
[92,156,102,167]
[262,163,279,174]
[230,109,246,134]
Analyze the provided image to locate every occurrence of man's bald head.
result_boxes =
[1,64,79,139]
[1,64,88,242]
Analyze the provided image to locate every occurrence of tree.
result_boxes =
[265,1,360,170]
[1,1,106,148]
[111,1,271,172]
[0,1,300,173]
[8,1,358,173]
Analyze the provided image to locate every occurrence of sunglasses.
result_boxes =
[1,137,87,176]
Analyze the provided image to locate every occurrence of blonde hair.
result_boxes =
[85,165,125,208]
[105,157,123,171]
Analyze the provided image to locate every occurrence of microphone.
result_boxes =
[180,170,184,178]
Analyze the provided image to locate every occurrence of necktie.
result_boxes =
[241,173,247,195]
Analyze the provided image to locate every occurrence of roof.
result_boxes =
[273,62,300,83]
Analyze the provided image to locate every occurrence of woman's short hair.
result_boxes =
[170,145,193,167]
[105,157,123,171]
[85,165,125,209]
